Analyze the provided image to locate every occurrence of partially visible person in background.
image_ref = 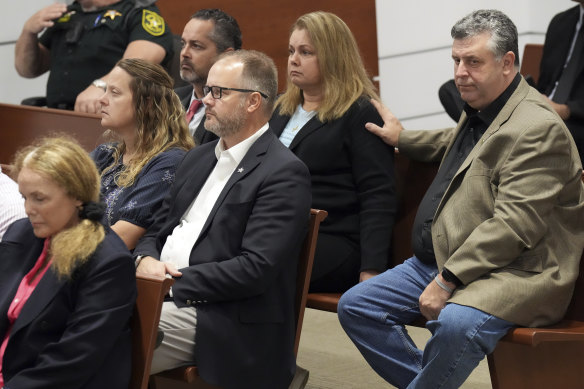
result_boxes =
[175,8,242,145]
[0,166,26,240]
[0,136,136,389]
[91,58,193,250]
[537,0,584,166]
[15,0,173,112]
[270,11,397,293]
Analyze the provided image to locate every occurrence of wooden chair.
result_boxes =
[519,43,544,85]
[130,273,175,389]
[487,249,584,389]
[149,209,328,389]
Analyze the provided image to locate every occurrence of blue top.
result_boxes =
[279,104,316,147]
[91,144,186,229]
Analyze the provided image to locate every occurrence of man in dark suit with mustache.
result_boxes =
[174,8,241,145]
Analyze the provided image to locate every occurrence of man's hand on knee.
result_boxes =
[419,276,453,321]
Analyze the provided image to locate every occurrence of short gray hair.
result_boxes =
[451,9,519,67]
[218,50,278,116]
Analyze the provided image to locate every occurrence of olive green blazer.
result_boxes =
[399,77,584,327]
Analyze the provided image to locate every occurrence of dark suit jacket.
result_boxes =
[538,4,584,164]
[174,84,218,146]
[269,98,397,276]
[0,220,136,389]
[134,129,311,389]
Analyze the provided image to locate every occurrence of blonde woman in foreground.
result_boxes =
[0,137,136,389]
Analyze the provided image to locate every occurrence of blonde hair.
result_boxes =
[275,11,379,122]
[104,58,194,187]
[13,136,105,279]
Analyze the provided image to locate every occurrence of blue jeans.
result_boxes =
[338,256,514,389]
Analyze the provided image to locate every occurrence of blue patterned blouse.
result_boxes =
[91,144,186,229]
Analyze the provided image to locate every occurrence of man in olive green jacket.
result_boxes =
[338,9,584,389]
[400,77,583,327]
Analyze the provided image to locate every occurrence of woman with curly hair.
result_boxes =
[92,58,194,250]
[0,136,136,388]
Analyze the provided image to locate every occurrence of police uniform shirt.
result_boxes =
[39,0,173,109]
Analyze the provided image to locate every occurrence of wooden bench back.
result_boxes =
[131,273,174,389]
[565,253,584,322]
[294,209,327,355]
[391,154,438,266]
[0,103,104,164]
[520,43,544,85]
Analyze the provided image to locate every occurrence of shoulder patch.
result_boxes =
[142,9,165,36]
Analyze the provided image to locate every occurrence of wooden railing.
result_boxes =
[0,103,104,164]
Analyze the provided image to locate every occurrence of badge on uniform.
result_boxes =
[103,10,122,21]
[142,9,165,36]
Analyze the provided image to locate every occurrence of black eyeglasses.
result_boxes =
[203,85,268,99]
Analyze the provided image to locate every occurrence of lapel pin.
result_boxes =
[237,167,244,173]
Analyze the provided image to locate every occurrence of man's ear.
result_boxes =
[502,51,516,74]
[246,92,262,113]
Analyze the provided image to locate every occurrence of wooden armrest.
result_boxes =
[156,366,199,383]
[306,292,342,313]
[501,320,584,347]
[154,366,221,388]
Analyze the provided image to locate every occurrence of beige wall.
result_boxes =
[376,0,570,129]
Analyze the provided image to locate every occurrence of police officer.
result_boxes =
[15,0,173,113]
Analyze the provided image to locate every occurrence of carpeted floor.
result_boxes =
[296,308,492,389]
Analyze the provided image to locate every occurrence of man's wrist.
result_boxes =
[441,268,462,287]
[134,255,144,269]
[434,275,454,294]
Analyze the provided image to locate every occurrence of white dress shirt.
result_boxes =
[159,123,270,269]
[187,91,206,137]
[0,166,26,239]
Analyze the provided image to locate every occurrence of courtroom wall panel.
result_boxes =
[0,103,103,164]
[156,0,378,93]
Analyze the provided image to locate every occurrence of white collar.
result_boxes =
[214,122,270,163]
